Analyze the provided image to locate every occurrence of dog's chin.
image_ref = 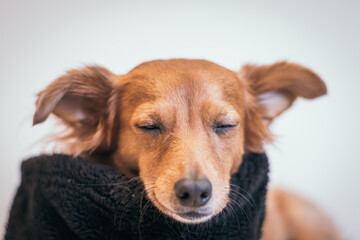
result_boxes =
[170,211,214,224]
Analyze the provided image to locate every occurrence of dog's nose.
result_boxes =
[174,178,212,207]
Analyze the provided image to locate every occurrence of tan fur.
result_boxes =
[33,59,339,238]
[263,189,341,240]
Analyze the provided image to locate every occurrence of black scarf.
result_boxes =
[5,153,269,240]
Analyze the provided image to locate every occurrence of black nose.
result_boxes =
[174,178,212,207]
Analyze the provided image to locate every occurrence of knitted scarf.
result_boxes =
[5,153,269,240]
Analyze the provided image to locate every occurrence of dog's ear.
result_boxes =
[33,65,119,154]
[239,61,327,152]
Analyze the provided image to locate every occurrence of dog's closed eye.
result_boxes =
[136,124,162,132]
[213,123,239,134]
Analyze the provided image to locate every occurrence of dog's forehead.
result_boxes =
[130,59,235,80]
[124,59,243,100]
[120,59,246,122]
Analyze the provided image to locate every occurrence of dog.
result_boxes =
[33,59,340,239]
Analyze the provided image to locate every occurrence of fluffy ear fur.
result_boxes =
[33,65,119,155]
[239,61,327,152]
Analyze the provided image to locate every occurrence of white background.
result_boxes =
[1,0,359,238]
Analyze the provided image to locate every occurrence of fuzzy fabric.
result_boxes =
[5,153,269,240]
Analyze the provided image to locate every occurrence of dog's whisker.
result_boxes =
[116,185,156,227]
[117,193,146,228]
[228,197,250,222]
[229,190,256,210]
[227,201,241,230]
[137,190,147,240]
[229,183,257,207]
[227,185,257,210]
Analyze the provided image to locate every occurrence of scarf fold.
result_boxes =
[5,153,269,240]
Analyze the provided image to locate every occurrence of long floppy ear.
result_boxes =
[33,65,119,155]
[239,61,327,152]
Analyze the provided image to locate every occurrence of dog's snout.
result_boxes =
[174,178,212,207]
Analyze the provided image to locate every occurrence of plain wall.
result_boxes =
[1,0,359,238]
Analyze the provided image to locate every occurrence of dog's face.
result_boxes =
[117,60,247,222]
[33,59,326,223]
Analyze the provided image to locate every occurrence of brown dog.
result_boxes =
[33,59,339,239]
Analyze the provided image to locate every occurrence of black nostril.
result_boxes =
[200,191,209,199]
[174,178,212,207]
[179,192,190,200]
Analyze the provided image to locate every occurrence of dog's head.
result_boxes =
[33,59,326,223]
